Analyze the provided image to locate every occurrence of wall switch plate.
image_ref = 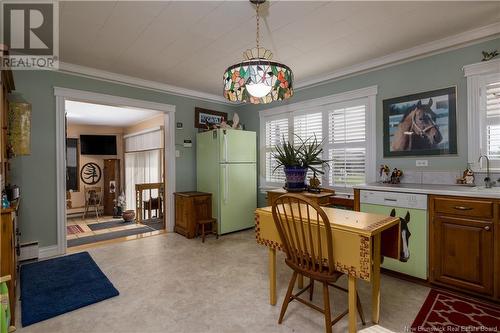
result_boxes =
[175,150,180,158]
[416,160,428,167]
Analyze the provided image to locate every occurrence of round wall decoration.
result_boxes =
[80,162,102,185]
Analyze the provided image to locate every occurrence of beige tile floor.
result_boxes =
[17,230,430,333]
[66,216,148,240]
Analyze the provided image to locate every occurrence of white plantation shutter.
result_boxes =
[486,81,500,160]
[293,112,323,179]
[326,103,367,188]
[293,112,323,143]
[264,117,289,183]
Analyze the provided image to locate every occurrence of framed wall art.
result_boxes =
[383,87,457,157]
[194,107,228,129]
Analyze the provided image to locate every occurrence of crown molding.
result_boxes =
[294,22,500,91]
[57,62,230,105]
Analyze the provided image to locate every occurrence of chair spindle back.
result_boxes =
[271,194,335,276]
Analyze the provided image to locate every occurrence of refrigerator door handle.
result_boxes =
[223,131,228,162]
[223,165,229,204]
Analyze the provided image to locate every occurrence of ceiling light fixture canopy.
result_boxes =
[223,0,294,104]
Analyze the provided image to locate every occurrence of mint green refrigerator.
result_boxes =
[197,129,257,234]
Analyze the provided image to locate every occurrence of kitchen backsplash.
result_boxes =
[394,170,500,186]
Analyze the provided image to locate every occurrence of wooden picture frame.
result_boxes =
[194,107,227,129]
[383,86,457,157]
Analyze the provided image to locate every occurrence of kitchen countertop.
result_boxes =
[354,182,500,199]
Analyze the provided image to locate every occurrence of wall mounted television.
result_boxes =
[80,135,117,155]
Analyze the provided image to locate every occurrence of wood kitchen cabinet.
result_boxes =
[174,192,212,238]
[429,195,496,298]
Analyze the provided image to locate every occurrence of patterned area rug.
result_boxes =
[411,289,500,332]
[66,225,85,235]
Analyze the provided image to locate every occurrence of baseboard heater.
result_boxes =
[19,241,39,261]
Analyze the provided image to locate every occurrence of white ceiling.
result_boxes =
[66,100,161,126]
[60,1,500,97]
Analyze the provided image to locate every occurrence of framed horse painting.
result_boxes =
[383,87,457,157]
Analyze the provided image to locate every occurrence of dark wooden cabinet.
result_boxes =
[174,192,212,238]
[103,159,120,216]
[430,195,496,298]
[1,201,19,329]
[432,215,494,295]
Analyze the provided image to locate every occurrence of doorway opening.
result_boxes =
[55,88,176,254]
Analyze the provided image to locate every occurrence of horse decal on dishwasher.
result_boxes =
[390,209,411,262]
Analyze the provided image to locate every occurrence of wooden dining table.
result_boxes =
[255,205,400,333]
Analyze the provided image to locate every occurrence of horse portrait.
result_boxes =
[391,99,442,151]
[390,209,411,262]
[383,87,457,157]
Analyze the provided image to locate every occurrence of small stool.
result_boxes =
[196,218,218,243]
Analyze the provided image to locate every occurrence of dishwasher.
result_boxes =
[360,190,428,280]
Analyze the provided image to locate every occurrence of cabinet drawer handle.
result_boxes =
[453,205,472,211]
[484,226,491,231]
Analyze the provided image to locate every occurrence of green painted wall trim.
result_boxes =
[10,70,235,246]
[237,38,500,207]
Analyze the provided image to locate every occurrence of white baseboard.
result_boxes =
[38,245,60,259]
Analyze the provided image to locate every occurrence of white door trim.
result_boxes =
[54,87,176,256]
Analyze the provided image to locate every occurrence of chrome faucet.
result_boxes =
[478,155,494,188]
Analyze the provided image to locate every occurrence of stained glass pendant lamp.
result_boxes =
[223,0,294,104]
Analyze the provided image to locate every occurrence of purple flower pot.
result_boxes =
[284,166,307,192]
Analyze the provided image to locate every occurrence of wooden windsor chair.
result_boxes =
[271,193,365,333]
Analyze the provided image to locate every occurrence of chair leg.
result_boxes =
[309,279,314,301]
[278,271,297,324]
[195,223,199,238]
[356,292,366,325]
[322,282,332,333]
[202,223,205,243]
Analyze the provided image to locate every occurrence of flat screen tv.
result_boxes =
[80,135,117,155]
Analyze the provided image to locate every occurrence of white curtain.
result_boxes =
[125,149,162,210]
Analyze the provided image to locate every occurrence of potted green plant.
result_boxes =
[273,135,329,192]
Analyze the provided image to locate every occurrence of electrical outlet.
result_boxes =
[416,160,428,167]
[175,150,180,158]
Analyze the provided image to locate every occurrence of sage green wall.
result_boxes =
[237,37,500,207]
[11,70,234,247]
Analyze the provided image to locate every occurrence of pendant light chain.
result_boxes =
[256,3,260,50]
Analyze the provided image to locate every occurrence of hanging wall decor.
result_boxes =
[8,102,31,156]
[80,162,102,185]
[383,87,457,157]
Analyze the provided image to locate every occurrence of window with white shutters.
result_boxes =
[264,117,289,184]
[259,87,376,190]
[486,81,500,160]
[326,104,367,188]
[465,62,500,171]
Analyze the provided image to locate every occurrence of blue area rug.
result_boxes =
[20,252,119,327]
